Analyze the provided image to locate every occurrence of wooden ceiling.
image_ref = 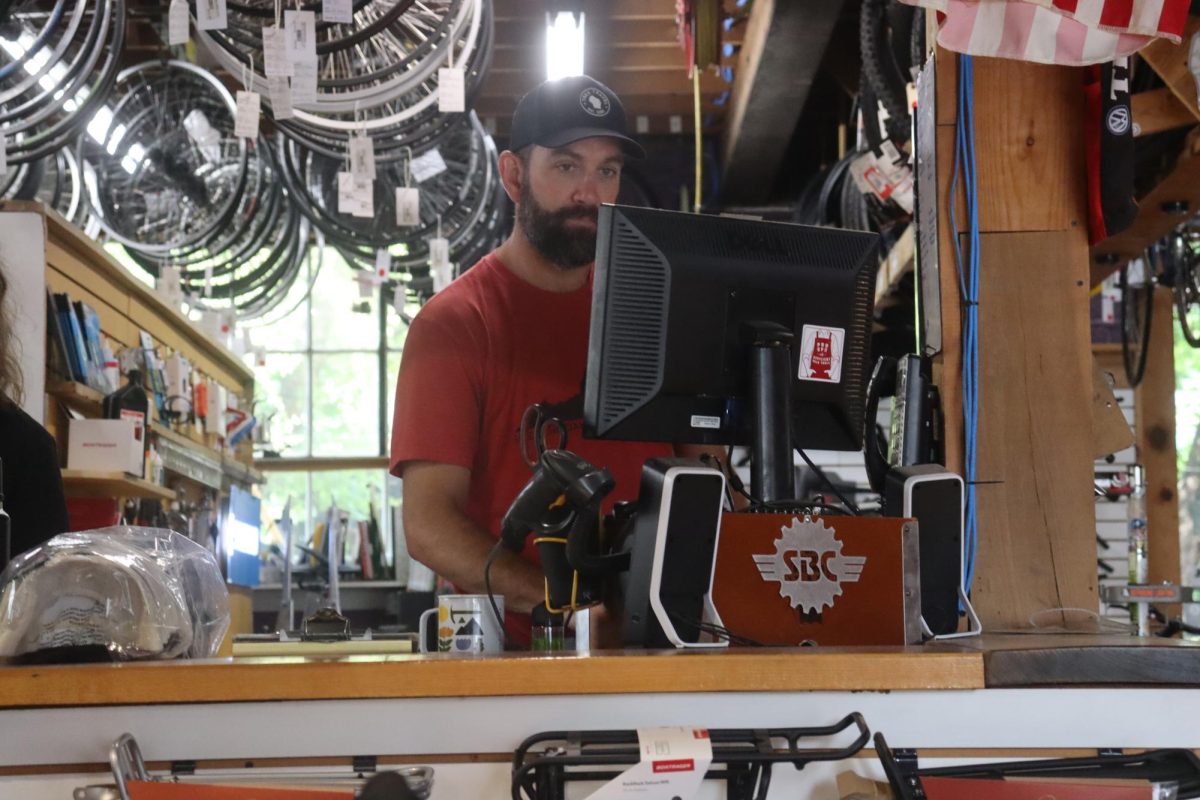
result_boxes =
[476,0,745,138]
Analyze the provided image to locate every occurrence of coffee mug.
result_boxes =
[418,594,504,653]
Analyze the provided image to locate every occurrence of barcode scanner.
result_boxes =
[499,450,623,612]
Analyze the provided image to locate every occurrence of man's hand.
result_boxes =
[401,460,546,615]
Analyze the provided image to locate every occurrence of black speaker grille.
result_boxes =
[597,216,671,432]
[843,258,877,447]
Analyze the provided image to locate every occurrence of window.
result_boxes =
[244,248,411,584]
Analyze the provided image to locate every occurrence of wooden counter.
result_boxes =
[0,647,983,709]
[4,633,1200,711]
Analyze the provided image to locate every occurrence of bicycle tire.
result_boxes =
[1175,251,1200,347]
[1120,260,1153,387]
[859,0,911,144]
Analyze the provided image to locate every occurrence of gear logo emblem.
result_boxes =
[752,517,866,613]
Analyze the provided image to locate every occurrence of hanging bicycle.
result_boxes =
[1119,227,1200,387]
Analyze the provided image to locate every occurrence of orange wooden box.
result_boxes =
[712,513,922,647]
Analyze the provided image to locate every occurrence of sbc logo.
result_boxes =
[753,517,865,613]
[780,549,839,582]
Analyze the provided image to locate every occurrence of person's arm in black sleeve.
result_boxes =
[4,412,70,558]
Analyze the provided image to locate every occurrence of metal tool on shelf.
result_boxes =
[75,733,434,799]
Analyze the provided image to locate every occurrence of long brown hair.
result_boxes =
[0,266,23,407]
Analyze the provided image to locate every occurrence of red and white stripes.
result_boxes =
[901,0,1188,65]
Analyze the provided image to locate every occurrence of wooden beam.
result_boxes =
[1132,87,1196,137]
[1134,286,1182,615]
[972,231,1097,629]
[492,17,738,49]
[719,0,844,202]
[1138,14,1200,125]
[474,93,728,118]
[1091,355,1135,460]
[933,53,1097,630]
[479,115,723,139]
[1090,127,1200,286]
[493,0,677,19]
[479,67,728,98]
[258,456,390,472]
[492,44,732,74]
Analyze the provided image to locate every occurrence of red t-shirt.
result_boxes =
[389,253,672,645]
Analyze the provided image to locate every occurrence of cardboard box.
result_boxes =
[838,770,895,799]
[68,418,142,475]
[922,776,1157,799]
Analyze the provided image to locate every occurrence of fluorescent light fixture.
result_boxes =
[545,11,584,80]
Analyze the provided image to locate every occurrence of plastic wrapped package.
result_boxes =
[0,527,230,661]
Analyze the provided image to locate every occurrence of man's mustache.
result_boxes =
[553,205,598,222]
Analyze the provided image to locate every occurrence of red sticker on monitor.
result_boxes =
[798,325,845,383]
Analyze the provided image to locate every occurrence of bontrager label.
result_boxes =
[689,415,720,430]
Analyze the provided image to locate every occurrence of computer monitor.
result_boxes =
[583,204,880,499]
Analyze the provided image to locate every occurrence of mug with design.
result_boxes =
[418,594,504,653]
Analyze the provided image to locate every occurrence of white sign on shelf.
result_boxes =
[234,90,261,139]
[284,10,318,66]
[322,0,353,24]
[337,172,374,218]
[196,0,227,31]
[349,133,375,181]
[410,148,447,183]
[168,0,189,45]
[262,26,293,77]
[586,728,712,800]
[267,75,294,119]
[438,67,466,113]
[395,187,420,227]
[290,61,318,105]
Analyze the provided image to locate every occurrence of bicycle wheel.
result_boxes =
[1120,257,1153,387]
[1175,240,1200,347]
[79,60,249,257]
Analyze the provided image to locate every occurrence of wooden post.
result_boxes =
[1135,287,1182,603]
[933,52,1098,628]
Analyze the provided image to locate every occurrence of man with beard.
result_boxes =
[389,76,678,647]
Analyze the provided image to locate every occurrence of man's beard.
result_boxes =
[517,180,598,270]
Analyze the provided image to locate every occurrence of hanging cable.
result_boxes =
[948,55,980,596]
[693,66,703,212]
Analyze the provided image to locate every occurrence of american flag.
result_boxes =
[901,0,1190,65]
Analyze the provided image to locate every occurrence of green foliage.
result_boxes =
[1176,308,1200,475]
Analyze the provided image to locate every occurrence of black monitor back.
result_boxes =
[584,205,880,452]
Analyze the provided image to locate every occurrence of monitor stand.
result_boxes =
[747,322,794,503]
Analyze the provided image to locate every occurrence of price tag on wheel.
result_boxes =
[168,0,189,44]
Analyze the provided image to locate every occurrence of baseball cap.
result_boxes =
[509,75,645,160]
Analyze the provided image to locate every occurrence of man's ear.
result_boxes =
[498,150,524,204]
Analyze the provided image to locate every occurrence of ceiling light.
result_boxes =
[545,11,584,81]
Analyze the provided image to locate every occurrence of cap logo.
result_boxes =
[579,87,610,117]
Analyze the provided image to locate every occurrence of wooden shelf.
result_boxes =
[258,456,390,472]
[150,422,262,485]
[150,420,223,457]
[46,380,105,417]
[60,470,177,501]
[223,457,264,485]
